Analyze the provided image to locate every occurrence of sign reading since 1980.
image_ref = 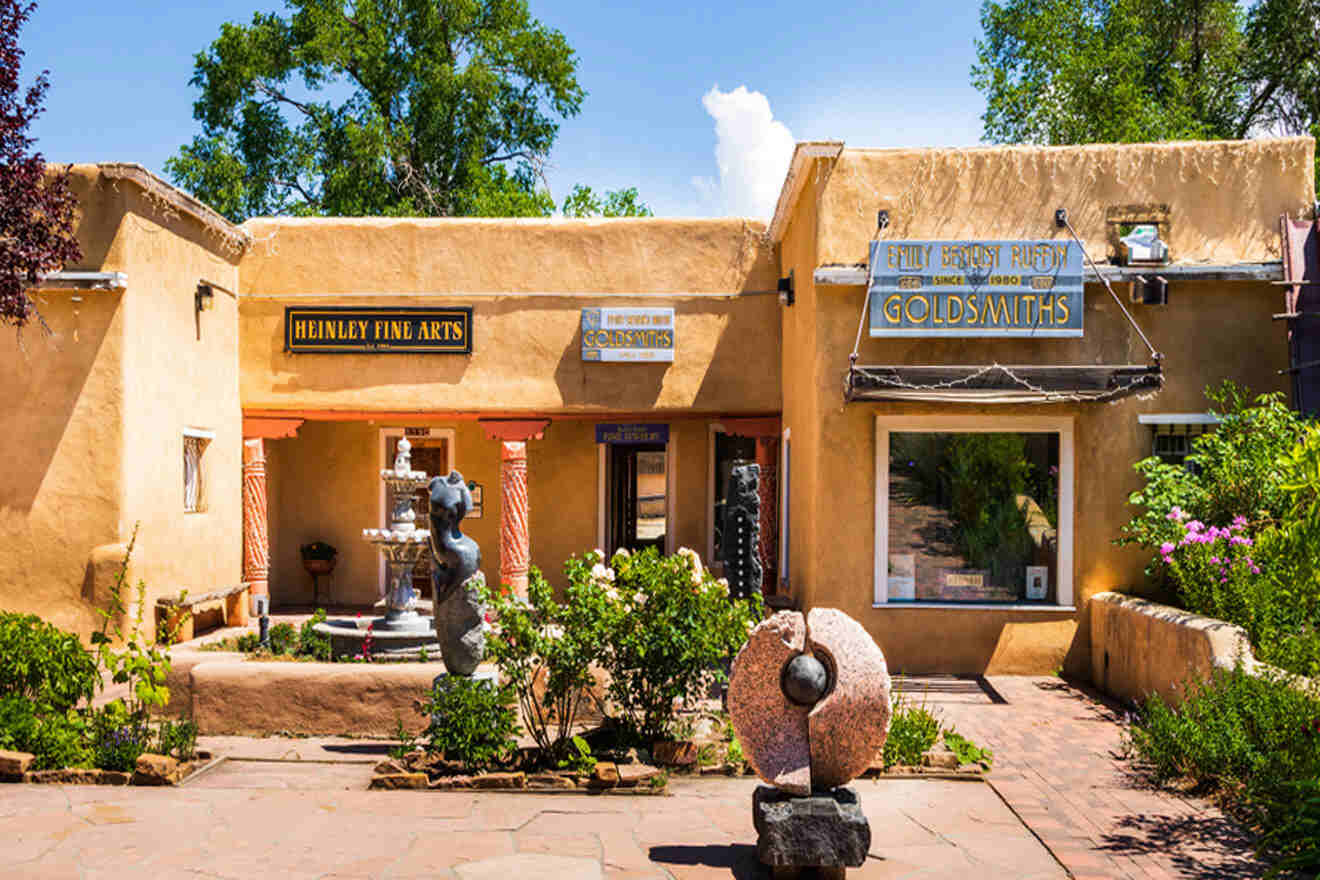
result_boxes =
[285,307,473,354]
[869,240,1084,338]
[581,307,675,362]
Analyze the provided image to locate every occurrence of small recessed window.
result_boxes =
[1138,415,1220,471]
[183,429,214,513]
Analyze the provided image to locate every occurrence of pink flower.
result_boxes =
[1186,520,1205,533]
[1210,556,1221,564]
[1167,506,1186,522]
[1160,542,1176,556]
[1232,515,1248,531]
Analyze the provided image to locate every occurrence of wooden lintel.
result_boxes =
[720,417,781,439]
[241,409,781,424]
[242,417,304,439]
[479,418,551,442]
[814,261,1284,287]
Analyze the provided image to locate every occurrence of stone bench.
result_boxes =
[156,583,249,643]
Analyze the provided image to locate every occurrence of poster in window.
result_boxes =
[888,554,916,600]
[1025,566,1048,600]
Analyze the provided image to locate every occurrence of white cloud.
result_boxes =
[692,85,795,219]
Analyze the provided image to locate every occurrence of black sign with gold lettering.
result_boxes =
[284,307,473,354]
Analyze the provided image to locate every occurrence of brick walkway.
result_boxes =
[915,675,1268,879]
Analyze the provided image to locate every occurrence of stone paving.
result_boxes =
[917,675,1268,880]
[1,675,1271,879]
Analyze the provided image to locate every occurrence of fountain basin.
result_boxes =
[314,616,442,660]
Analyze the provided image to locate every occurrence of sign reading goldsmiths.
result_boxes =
[285,307,472,353]
[869,240,1083,337]
[581,307,675,362]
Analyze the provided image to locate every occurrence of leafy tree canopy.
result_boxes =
[561,184,653,218]
[166,0,595,222]
[0,0,80,329]
[972,0,1320,175]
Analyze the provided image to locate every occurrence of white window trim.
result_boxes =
[873,414,1075,609]
[706,422,726,565]
[1137,413,1221,426]
[779,427,791,587]
[378,427,455,594]
[183,431,211,514]
[595,427,675,556]
[183,426,216,440]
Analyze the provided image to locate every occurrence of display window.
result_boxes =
[874,416,1074,607]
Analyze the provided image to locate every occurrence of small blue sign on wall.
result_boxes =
[869,240,1084,337]
[595,423,669,445]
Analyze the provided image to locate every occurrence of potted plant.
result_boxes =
[300,541,338,576]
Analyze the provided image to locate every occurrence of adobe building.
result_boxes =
[2,137,1314,677]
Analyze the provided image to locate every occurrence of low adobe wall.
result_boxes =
[1089,591,1260,706]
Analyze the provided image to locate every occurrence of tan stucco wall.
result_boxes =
[0,167,244,638]
[264,417,720,607]
[236,218,781,415]
[780,140,1303,675]
[816,138,1316,267]
[1089,591,1257,707]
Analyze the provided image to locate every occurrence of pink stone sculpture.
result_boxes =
[728,608,891,794]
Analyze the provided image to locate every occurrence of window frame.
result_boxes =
[183,427,215,514]
[873,414,1075,609]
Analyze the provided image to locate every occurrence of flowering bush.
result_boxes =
[481,566,608,762]
[1159,509,1261,628]
[575,546,762,743]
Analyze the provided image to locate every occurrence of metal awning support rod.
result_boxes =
[1058,210,1161,363]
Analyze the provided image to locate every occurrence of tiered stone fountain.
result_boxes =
[315,438,442,658]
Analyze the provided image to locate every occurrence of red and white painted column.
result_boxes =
[481,419,550,597]
[242,437,270,611]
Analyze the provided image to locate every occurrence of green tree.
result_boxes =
[972,0,1320,182]
[560,184,652,218]
[165,0,586,222]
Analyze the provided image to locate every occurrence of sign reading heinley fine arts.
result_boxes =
[869,240,1083,337]
[285,307,473,353]
[581,307,675,362]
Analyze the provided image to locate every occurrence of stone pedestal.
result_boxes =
[753,785,870,871]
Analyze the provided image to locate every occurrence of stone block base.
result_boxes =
[753,785,870,869]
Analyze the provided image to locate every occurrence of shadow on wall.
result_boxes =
[872,612,1085,676]
[0,294,120,513]
[553,321,667,408]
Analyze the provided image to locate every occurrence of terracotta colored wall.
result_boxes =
[236,218,781,416]
[0,167,244,638]
[781,140,1306,675]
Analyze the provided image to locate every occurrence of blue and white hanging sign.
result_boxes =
[581,307,675,362]
[869,240,1084,337]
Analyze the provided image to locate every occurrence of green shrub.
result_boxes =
[89,702,150,772]
[295,609,332,661]
[1261,777,1320,878]
[586,547,761,742]
[0,695,92,771]
[154,717,198,761]
[883,691,941,768]
[483,564,607,761]
[0,612,99,710]
[267,622,297,655]
[421,677,521,768]
[943,728,993,767]
[1128,667,1320,872]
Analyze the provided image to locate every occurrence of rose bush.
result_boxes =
[572,546,762,743]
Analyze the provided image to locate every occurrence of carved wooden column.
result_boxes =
[241,416,302,613]
[481,419,550,597]
[500,441,530,593]
[242,437,269,612]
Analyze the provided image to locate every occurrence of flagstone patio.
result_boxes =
[0,676,1269,879]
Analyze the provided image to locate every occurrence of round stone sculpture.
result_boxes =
[728,608,892,795]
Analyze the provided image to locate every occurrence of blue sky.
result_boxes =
[20,0,989,218]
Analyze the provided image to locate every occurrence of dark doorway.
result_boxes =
[608,443,667,555]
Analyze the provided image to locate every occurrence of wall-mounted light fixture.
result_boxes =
[195,283,215,314]
[778,269,795,307]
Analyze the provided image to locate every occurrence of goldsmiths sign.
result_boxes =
[868,240,1083,337]
[285,307,473,353]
